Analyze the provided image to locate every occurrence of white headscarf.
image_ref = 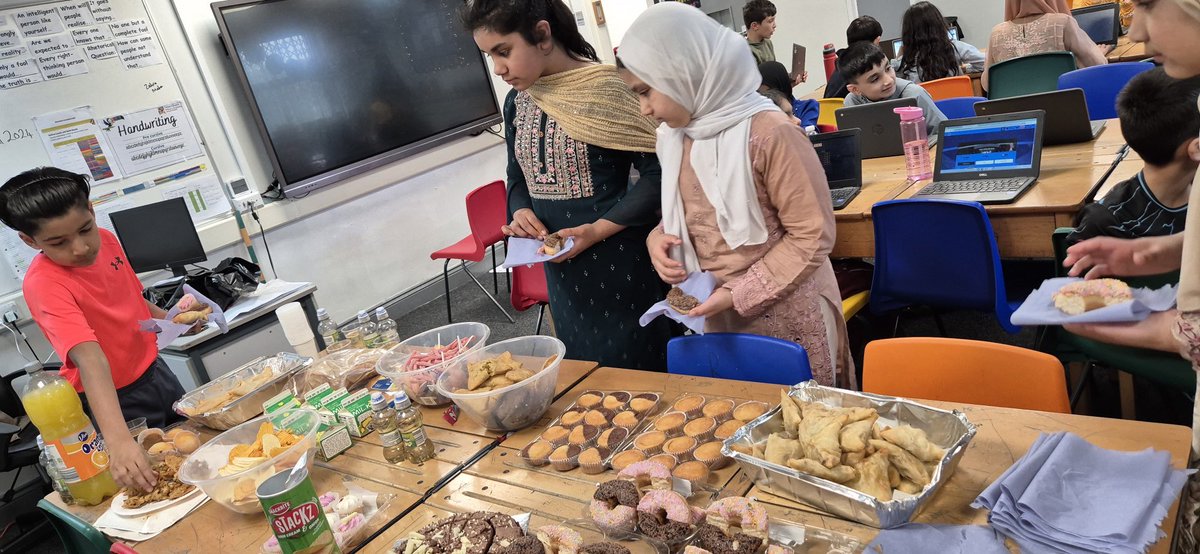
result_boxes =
[619,2,777,273]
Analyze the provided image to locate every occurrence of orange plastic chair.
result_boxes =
[862,337,1071,413]
[920,75,974,101]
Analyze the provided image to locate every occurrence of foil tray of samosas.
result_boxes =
[173,352,312,431]
[721,381,975,529]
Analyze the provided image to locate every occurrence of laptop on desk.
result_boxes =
[810,128,862,210]
[974,88,1105,145]
[835,97,919,159]
[1072,2,1122,45]
[913,110,1046,204]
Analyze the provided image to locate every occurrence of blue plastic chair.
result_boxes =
[667,333,813,386]
[935,96,987,120]
[987,51,1077,99]
[869,199,1020,334]
[1057,62,1154,120]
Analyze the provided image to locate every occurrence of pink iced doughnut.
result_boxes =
[318,492,341,512]
[637,489,693,524]
[536,525,583,554]
[690,506,707,525]
[334,512,367,548]
[618,459,673,490]
[706,497,769,538]
[589,499,637,533]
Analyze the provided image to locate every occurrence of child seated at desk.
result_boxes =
[1066,68,1200,246]
[839,41,946,136]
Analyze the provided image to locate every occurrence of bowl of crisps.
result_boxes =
[436,335,565,432]
[178,408,320,514]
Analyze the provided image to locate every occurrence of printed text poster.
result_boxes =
[33,107,122,184]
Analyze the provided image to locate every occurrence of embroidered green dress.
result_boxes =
[504,89,675,370]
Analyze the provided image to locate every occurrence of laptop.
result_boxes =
[886,30,957,59]
[835,97,919,159]
[974,88,1105,145]
[1072,2,1121,45]
[913,110,1046,204]
[810,128,862,210]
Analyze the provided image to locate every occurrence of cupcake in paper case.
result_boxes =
[550,444,581,471]
[521,440,555,467]
[578,446,612,475]
[629,393,661,415]
[672,395,706,418]
[701,399,736,422]
[693,441,731,470]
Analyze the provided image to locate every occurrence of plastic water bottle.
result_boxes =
[356,310,379,348]
[37,435,74,505]
[374,308,400,348]
[369,393,406,464]
[894,106,933,182]
[822,43,837,81]
[316,308,341,347]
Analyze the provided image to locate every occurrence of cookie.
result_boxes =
[580,543,632,554]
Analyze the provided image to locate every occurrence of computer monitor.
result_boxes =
[1072,3,1121,45]
[109,197,207,277]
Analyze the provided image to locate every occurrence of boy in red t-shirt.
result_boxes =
[0,167,184,492]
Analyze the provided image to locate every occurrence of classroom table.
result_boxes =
[359,366,1190,553]
[830,118,1132,258]
[49,363,1191,553]
[1108,35,1151,63]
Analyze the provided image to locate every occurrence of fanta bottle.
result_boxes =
[20,364,118,505]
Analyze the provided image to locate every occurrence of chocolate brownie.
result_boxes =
[579,543,631,554]
[492,536,546,554]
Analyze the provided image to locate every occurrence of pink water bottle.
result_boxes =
[894,106,932,181]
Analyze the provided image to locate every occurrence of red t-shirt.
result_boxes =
[24,229,158,392]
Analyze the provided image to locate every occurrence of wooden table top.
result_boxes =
[1108,36,1150,63]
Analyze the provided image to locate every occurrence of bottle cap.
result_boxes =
[370,392,389,411]
[893,106,925,121]
[374,307,389,319]
[823,43,835,53]
[317,308,328,319]
[394,391,413,409]
[357,310,369,321]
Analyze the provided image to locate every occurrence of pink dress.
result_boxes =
[677,111,851,387]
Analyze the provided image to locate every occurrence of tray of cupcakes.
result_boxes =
[608,395,771,486]
[520,390,664,473]
[390,509,670,554]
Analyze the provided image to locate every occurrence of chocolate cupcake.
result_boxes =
[629,393,661,415]
[597,427,629,450]
[550,444,581,471]
[569,424,600,447]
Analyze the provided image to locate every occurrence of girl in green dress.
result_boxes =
[463,0,677,370]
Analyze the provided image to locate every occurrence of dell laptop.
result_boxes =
[834,97,920,159]
[974,88,1105,145]
[810,128,862,210]
[913,110,1046,204]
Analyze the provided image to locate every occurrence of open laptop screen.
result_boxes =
[1072,3,1120,44]
[811,130,861,189]
[938,116,1039,175]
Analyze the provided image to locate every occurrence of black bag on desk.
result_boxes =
[143,258,262,311]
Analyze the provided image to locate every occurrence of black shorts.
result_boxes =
[81,357,186,430]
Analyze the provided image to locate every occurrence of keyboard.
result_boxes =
[830,187,860,209]
[915,177,1031,196]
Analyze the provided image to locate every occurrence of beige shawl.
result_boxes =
[526,65,658,153]
[1177,0,1200,315]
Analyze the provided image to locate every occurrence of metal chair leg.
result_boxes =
[1068,361,1094,412]
[933,311,948,337]
[491,244,499,294]
[462,261,516,323]
[535,304,546,335]
[443,260,453,323]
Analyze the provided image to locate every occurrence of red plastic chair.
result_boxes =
[510,262,550,334]
[111,543,140,553]
[430,180,514,323]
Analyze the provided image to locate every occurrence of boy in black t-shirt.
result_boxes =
[1066,68,1200,246]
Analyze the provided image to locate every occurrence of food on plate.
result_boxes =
[172,293,213,324]
[735,394,949,500]
[1052,278,1133,315]
[120,455,194,508]
[137,428,165,450]
[459,352,536,393]
[541,233,565,256]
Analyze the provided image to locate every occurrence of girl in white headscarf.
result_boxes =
[617,2,851,387]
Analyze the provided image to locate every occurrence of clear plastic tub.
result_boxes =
[376,322,490,407]
[177,408,321,514]
[436,335,565,431]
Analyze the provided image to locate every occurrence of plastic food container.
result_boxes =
[377,322,490,407]
[436,335,565,431]
[173,353,312,430]
[178,408,321,514]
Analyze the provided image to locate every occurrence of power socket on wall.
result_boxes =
[1,302,19,323]
[234,193,265,213]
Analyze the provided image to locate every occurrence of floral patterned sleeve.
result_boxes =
[723,120,836,318]
[1172,311,1200,367]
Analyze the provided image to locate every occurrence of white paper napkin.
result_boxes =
[94,492,209,541]
[639,272,718,334]
[1010,277,1177,326]
[138,285,229,349]
[501,237,575,268]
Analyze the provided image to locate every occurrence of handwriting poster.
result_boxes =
[101,101,203,176]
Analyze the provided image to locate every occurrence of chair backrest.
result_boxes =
[465,180,508,249]
[667,333,813,386]
[934,96,987,120]
[110,544,139,553]
[988,51,1077,99]
[1057,62,1154,120]
[869,199,1018,333]
[862,337,1070,413]
[510,262,549,312]
[817,98,842,128]
[38,498,111,554]
[921,75,974,101]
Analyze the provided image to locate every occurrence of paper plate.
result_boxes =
[110,485,203,517]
